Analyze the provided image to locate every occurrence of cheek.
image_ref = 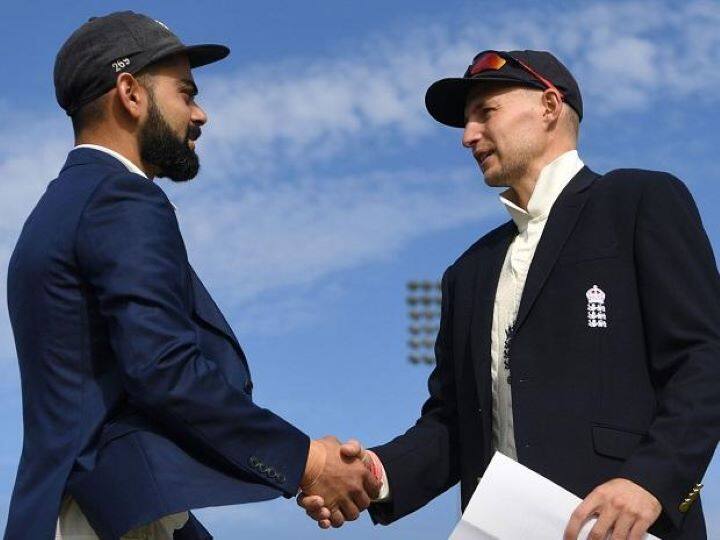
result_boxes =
[498,113,539,152]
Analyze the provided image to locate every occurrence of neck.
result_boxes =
[506,144,576,210]
[75,130,155,179]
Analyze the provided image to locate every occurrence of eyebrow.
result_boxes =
[178,78,198,96]
[465,96,493,118]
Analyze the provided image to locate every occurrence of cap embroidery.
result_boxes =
[111,57,131,73]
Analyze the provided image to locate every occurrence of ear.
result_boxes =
[541,88,563,128]
[115,72,148,121]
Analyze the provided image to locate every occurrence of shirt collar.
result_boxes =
[74,144,148,179]
[500,150,584,232]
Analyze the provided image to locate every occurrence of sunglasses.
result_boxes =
[465,51,565,100]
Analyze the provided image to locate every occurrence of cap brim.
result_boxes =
[425,76,543,128]
[143,43,231,72]
[184,44,230,68]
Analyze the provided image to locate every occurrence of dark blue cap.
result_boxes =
[54,11,230,115]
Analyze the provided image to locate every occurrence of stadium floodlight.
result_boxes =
[406,279,441,365]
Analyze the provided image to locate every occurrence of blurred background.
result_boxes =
[1,1,718,538]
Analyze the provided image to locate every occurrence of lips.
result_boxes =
[474,149,494,167]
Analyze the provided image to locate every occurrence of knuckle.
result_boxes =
[641,509,656,521]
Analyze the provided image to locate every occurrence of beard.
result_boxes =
[483,137,539,187]
[139,93,201,182]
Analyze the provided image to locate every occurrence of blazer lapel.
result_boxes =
[513,166,600,332]
[469,222,516,396]
[189,266,245,358]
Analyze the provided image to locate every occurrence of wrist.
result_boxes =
[300,439,327,490]
[363,450,383,483]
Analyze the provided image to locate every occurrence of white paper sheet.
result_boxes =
[449,452,659,540]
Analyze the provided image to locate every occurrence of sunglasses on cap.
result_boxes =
[465,50,565,100]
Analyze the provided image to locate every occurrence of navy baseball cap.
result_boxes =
[54,11,230,115]
[425,50,582,128]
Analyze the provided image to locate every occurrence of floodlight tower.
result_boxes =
[406,280,441,365]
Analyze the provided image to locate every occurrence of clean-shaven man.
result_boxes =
[301,50,720,539]
[5,11,378,539]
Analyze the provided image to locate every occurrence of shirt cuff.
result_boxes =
[366,450,391,501]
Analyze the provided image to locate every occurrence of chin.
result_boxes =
[482,170,504,187]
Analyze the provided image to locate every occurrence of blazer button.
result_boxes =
[679,500,692,513]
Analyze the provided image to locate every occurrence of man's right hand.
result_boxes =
[299,436,381,527]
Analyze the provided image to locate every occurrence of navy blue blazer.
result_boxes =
[369,167,720,539]
[5,148,310,539]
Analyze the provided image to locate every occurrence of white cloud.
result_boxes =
[0,0,719,347]
[188,0,720,182]
[172,168,493,306]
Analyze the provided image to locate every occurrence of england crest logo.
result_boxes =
[586,285,607,328]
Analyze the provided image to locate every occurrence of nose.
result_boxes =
[462,120,482,149]
[191,102,208,127]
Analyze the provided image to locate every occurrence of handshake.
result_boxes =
[296,436,384,529]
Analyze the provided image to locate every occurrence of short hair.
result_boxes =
[70,71,155,136]
[70,94,107,137]
[562,105,580,141]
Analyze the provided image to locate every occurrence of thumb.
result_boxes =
[340,438,364,458]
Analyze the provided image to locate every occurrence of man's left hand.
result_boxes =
[564,478,662,540]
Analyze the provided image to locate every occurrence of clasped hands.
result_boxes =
[298,436,378,529]
[298,439,662,538]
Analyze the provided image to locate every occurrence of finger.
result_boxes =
[318,519,331,529]
[352,486,371,511]
[306,505,331,522]
[610,512,635,540]
[330,509,345,528]
[307,508,331,521]
[628,517,654,540]
[296,493,330,521]
[565,497,601,540]
[297,494,324,510]
[340,439,363,457]
[587,507,619,540]
[339,498,360,522]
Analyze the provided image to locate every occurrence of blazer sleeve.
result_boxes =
[618,173,720,529]
[368,266,461,524]
[75,172,309,497]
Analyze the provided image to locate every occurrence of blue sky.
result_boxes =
[1,1,718,538]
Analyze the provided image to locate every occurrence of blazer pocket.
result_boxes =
[591,424,647,460]
[98,423,143,449]
[97,412,156,449]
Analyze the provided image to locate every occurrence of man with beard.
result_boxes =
[300,50,720,538]
[4,11,379,540]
